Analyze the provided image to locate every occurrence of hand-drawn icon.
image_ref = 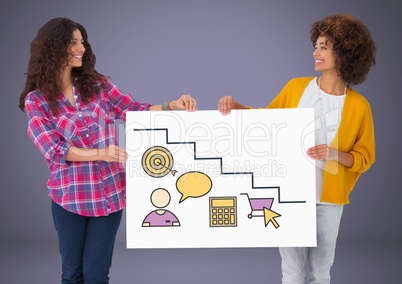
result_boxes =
[142,188,180,227]
[241,193,281,228]
[209,196,237,227]
[142,146,177,178]
[263,207,281,228]
[176,171,212,203]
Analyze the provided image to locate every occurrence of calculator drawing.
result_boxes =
[209,196,237,227]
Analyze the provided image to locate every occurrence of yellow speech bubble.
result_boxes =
[176,171,212,203]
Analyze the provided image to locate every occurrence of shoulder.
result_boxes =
[279,76,315,96]
[286,76,315,87]
[24,90,53,116]
[279,77,315,94]
[346,87,372,110]
[25,90,48,107]
[25,89,43,101]
[101,79,120,93]
[86,78,116,100]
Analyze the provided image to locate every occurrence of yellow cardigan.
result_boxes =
[263,77,375,204]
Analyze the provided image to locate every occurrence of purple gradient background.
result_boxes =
[1,0,401,283]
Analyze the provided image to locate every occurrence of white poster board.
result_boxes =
[126,109,316,248]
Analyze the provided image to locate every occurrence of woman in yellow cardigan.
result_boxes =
[218,14,376,283]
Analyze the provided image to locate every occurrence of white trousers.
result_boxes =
[279,204,344,284]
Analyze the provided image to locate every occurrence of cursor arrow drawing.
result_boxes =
[263,207,281,228]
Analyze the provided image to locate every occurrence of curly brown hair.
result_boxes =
[19,18,107,114]
[310,14,376,85]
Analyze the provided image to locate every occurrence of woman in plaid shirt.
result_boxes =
[19,17,197,284]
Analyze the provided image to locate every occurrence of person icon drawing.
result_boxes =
[142,188,180,227]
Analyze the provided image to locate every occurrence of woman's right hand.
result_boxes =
[218,95,236,115]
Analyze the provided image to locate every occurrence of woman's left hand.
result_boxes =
[307,144,354,167]
[170,94,197,111]
[306,144,334,161]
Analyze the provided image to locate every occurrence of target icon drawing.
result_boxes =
[142,146,177,178]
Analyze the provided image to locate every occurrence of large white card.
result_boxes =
[126,109,316,248]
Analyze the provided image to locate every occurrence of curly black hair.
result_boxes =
[310,14,376,85]
[19,18,107,114]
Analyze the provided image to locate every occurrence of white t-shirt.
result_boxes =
[297,77,346,204]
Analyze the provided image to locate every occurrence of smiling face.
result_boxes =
[67,29,85,69]
[313,36,337,75]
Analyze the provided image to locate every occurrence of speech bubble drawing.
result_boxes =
[176,171,212,203]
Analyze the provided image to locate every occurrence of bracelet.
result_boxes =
[162,101,171,111]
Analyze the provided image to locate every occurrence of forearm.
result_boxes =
[329,149,354,168]
[148,101,171,111]
[66,145,127,163]
[232,101,247,109]
[149,96,196,111]
[307,144,354,168]
[148,103,164,111]
[66,147,103,162]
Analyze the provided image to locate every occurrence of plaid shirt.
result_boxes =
[25,80,151,216]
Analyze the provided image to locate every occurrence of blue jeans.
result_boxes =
[279,204,344,284]
[51,201,123,284]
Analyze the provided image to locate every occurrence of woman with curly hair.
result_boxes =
[218,14,376,283]
[19,17,196,284]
